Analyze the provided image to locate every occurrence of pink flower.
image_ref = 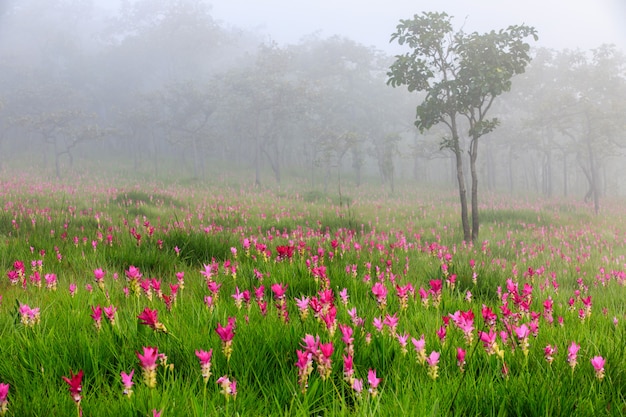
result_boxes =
[215,321,235,342]
[591,356,605,380]
[195,349,213,383]
[352,378,363,394]
[104,305,117,324]
[216,375,237,399]
[457,347,466,370]
[91,305,103,331]
[544,345,557,364]
[137,307,167,332]
[120,370,134,397]
[367,369,381,396]
[567,342,580,369]
[62,369,84,404]
[271,283,288,299]
[371,282,388,307]
[137,346,159,388]
[0,382,9,413]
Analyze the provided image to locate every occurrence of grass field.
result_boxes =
[1,174,626,416]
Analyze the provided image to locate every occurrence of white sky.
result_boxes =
[211,0,626,52]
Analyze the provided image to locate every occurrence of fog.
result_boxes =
[0,0,624,203]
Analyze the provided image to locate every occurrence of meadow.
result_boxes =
[1,173,626,416]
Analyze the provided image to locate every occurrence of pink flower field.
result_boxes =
[1,175,626,416]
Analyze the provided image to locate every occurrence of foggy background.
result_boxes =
[0,0,624,200]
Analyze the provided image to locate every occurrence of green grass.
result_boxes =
[1,175,626,415]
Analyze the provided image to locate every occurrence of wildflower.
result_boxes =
[215,318,235,361]
[195,349,213,384]
[514,324,530,356]
[544,345,557,364]
[295,296,310,320]
[436,326,447,345]
[412,335,427,364]
[45,273,57,290]
[120,370,134,398]
[295,349,313,393]
[232,287,245,309]
[567,342,580,370]
[91,305,103,331]
[339,288,349,306]
[339,323,354,355]
[137,307,167,333]
[62,369,84,404]
[426,351,440,379]
[367,369,381,397]
[352,378,364,396]
[216,375,237,400]
[383,313,399,337]
[125,265,142,296]
[0,383,9,415]
[318,342,334,380]
[137,346,159,388]
[397,333,409,355]
[104,305,117,325]
[18,303,40,327]
[457,347,466,372]
[371,282,387,309]
[591,356,605,380]
[93,268,105,290]
[343,354,355,383]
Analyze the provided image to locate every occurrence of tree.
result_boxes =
[387,12,537,242]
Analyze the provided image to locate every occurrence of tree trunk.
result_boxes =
[469,136,479,243]
[453,138,470,242]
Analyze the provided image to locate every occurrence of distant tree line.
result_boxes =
[0,0,624,207]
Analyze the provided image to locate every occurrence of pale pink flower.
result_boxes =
[120,369,134,397]
[591,356,605,380]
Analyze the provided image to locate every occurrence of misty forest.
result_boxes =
[1,0,624,204]
[3,1,626,416]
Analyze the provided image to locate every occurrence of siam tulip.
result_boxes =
[395,283,414,310]
[544,345,557,365]
[367,369,381,397]
[232,287,245,309]
[383,313,399,337]
[590,356,605,380]
[418,287,430,308]
[514,324,530,356]
[93,268,106,291]
[271,283,289,323]
[412,335,427,365]
[339,288,349,306]
[343,354,355,384]
[195,349,213,384]
[204,295,215,312]
[397,333,409,355]
[125,265,142,297]
[175,271,185,290]
[436,325,447,345]
[295,296,310,320]
[0,382,8,415]
[69,283,77,297]
[339,323,354,356]
[457,347,466,372]
[567,342,580,371]
[216,376,237,400]
[18,303,40,327]
[352,378,364,396]
[137,346,159,388]
[372,316,384,333]
[91,305,103,331]
[62,369,84,410]
[215,318,236,361]
[295,349,314,393]
[426,351,440,379]
[137,307,167,333]
[371,282,388,310]
[45,273,57,291]
[317,342,334,380]
[120,370,134,398]
[479,330,503,358]
[429,279,443,307]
